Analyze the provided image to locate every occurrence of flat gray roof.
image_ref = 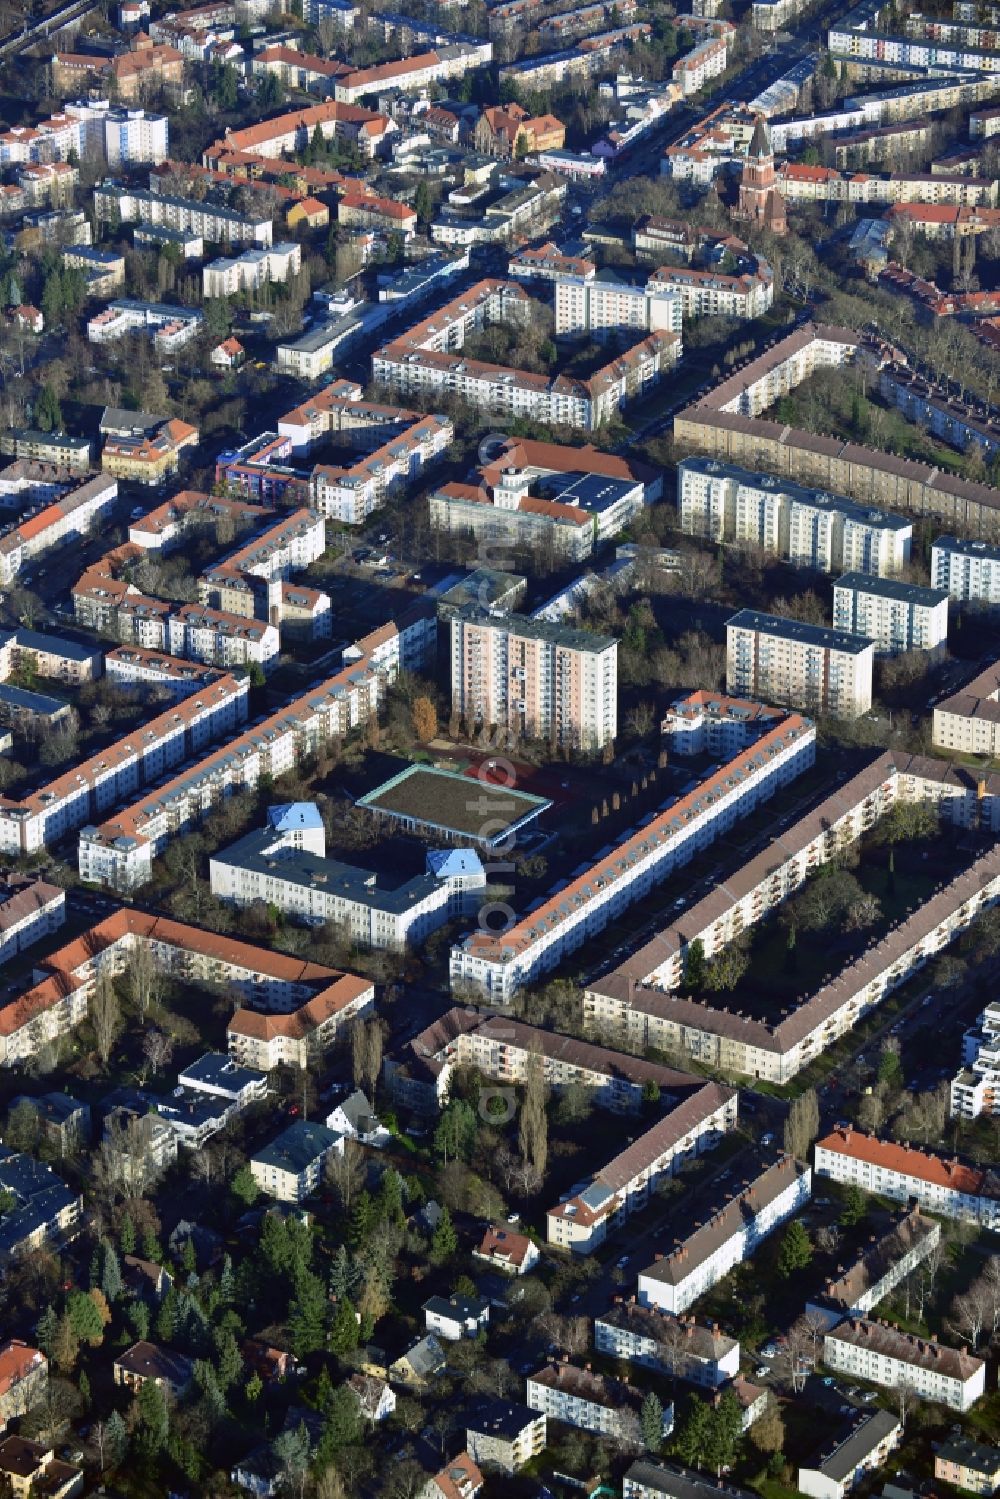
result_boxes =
[727,609,875,655]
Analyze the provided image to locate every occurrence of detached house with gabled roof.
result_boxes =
[474,1224,540,1276]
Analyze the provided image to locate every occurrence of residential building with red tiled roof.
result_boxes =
[473,1225,540,1275]
[0,1342,47,1431]
[815,1128,1000,1229]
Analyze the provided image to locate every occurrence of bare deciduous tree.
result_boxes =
[91,975,121,1068]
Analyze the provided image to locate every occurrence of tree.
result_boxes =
[135,1377,169,1456]
[878,1038,903,1088]
[411,695,438,742]
[413,180,433,224]
[34,382,62,433]
[430,1205,457,1263]
[91,974,121,1068]
[50,1314,78,1374]
[777,1220,813,1278]
[329,1294,360,1356]
[288,1268,329,1357]
[316,1387,361,1464]
[327,1137,366,1215]
[641,1389,664,1453]
[434,1099,477,1165]
[142,1028,174,1080]
[674,1398,713,1469]
[684,938,708,991]
[705,1391,744,1477]
[106,1409,128,1466]
[518,1046,548,1187]
[232,1164,259,1207]
[101,1245,122,1302]
[274,1421,312,1493]
[750,1394,785,1456]
[128,939,161,1021]
[783,1089,819,1159]
[839,1184,867,1227]
[67,1291,104,1347]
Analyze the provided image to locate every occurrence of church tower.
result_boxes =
[735,115,787,236]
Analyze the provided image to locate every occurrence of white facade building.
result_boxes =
[832,573,949,655]
[952,1000,1000,1119]
[0,880,65,965]
[815,1128,1000,1231]
[202,243,301,298]
[798,1412,902,1499]
[450,707,816,1002]
[637,1157,811,1313]
[932,535,1000,608]
[526,1361,672,1444]
[594,1305,740,1388]
[554,272,682,340]
[209,807,485,950]
[678,459,912,576]
[822,1318,985,1412]
[726,609,875,718]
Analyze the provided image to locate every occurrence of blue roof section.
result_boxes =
[267,801,324,833]
[426,848,484,880]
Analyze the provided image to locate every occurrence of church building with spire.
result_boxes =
[734,115,787,236]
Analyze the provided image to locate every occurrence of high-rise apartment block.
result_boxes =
[677,459,912,576]
[932,535,1000,608]
[449,608,617,751]
[832,574,949,655]
[726,609,875,718]
[554,271,682,340]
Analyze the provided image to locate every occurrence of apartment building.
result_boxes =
[465,1403,546,1474]
[250,1121,342,1203]
[554,272,682,341]
[372,278,680,432]
[0,881,64,965]
[0,903,373,1068]
[0,1343,47,1432]
[587,821,1000,1083]
[823,1318,985,1411]
[527,1360,672,1445]
[309,412,453,524]
[0,628,100,685]
[211,98,391,161]
[87,299,202,348]
[167,604,280,672]
[625,1463,755,1499]
[77,618,418,890]
[0,475,116,584]
[209,811,484,950]
[661,690,786,758]
[637,1157,812,1314]
[0,672,247,859]
[951,999,1000,1119]
[338,186,417,240]
[815,1127,1000,1230]
[64,101,168,166]
[94,184,271,245]
[726,610,876,718]
[832,573,949,654]
[547,1081,737,1253]
[933,660,1000,755]
[934,1436,1000,1495]
[430,436,657,561]
[648,261,773,319]
[0,1149,82,1260]
[672,31,727,93]
[228,975,374,1070]
[450,706,815,1002]
[498,24,651,88]
[104,646,228,699]
[334,42,491,104]
[807,1208,941,1323]
[594,1304,740,1388]
[386,1009,702,1117]
[673,323,1000,538]
[449,606,618,752]
[932,534,1000,607]
[202,242,300,297]
[798,1412,902,1499]
[677,459,913,575]
[101,418,198,485]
